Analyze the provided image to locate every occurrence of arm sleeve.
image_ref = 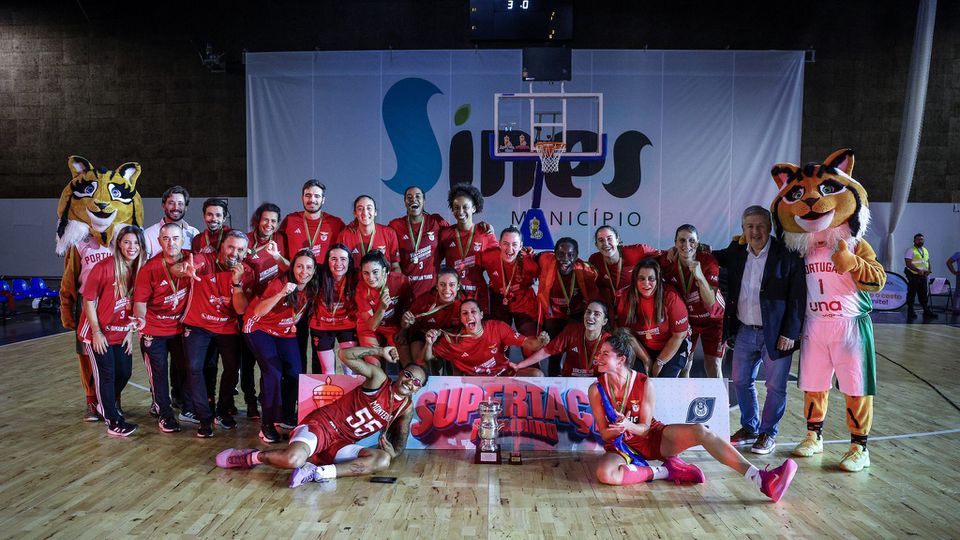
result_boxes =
[666,292,689,333]
[781,253,806,341]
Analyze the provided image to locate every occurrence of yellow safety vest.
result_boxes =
[908,246,929,274]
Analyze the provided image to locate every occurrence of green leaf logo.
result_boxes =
[454,104,471,126]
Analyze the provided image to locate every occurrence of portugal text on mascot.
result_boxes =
[56,156,143,420]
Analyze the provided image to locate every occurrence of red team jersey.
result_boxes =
[616,286,689,351]
[658,252,723,325]
[337,224,400,268]
[388,213,449,298]
[439,224,498,310]
[355,272,411,333]
[243,278,311,337]
[191,226,233,255]
[301,383,411,464]
[597,372,666,461]
[280,211,345,263]
[589,244,660,307]
[310,277,357,332]
[133,253,191,336]
[181,252,255,335]
[245,232,287,297]
[480,249,539,319]
[431,319,525,376]
[544,323,610,377]
[78,257,133,345]
[407,294,461,333]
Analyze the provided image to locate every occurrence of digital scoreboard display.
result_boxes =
[470,0,573,41]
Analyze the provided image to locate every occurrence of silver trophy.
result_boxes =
[475,399,503,464]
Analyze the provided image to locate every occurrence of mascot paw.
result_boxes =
[838,443,870,472]
[733,234,745,245]
[831,239,858,274]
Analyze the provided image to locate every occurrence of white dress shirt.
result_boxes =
[143,219,200,259]
[737,237,771,327]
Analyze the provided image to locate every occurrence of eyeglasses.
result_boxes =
[401,369,424,388]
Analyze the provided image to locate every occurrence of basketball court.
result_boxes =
[1,311,958,538]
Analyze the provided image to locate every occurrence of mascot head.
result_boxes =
[56,156,143,254]
[770,148,870,255]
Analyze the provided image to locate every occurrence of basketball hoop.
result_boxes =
[535,141,566,173]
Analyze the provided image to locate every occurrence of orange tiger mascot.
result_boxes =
[770,148,885,472]
[56,156,143,421]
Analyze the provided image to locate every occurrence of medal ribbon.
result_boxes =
[415,300,454,319]
[406,217,425,258]
[302,213,324,248]
[598,373,648,467]
[205,227,224,252]
[160,257,183,298]
[249,233,273,256]
[360,225,377,256]
[557,268,577,306]
[605,256,623,290]
[499,254,519,298]
[677,259,696,299]
[454,225,476,268]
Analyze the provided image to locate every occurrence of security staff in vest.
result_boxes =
[903,233,937,321]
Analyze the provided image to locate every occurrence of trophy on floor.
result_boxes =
[475,399,504,464]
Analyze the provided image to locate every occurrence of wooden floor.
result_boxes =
[1,324,959,539]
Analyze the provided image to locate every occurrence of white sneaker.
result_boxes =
[792,431,824,457]
[838,444,870,472]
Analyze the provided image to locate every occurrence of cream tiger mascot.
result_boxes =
[770,148,885,472]
[56,156,143,421]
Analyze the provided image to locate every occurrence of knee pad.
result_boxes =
[289,425,318,456]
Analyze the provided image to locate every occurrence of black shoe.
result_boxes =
[907,310,918,321]
[751,433,777,454]
[216,414,238,430]
[730,427,759,445]
[259,424,282,443]
[178,411,200,424]
[159,416,182,433]
[923,311,939,320]
[149,403,161,418]
[196,422,214,438]
[275,421,297,431]
[246,404,261,420]
[107,419,138,437]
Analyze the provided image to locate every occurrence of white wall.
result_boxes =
[0,197,247,277]
[863,203,960,276]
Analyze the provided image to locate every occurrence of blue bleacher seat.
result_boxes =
[0,280,11,294]
[11,279,31,301]
[30,277,59,298]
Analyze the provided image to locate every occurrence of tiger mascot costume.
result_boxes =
[770,148,885,472]
[56,155,143,421]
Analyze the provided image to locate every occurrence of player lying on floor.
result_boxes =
[589,329,798,502]
[215,345,427,488]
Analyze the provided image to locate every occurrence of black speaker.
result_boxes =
[522,48,571,81]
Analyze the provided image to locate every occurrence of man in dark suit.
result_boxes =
[713,206,805,455]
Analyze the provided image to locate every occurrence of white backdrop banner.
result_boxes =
[246,50,803,249]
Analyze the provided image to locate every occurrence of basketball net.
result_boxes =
[535,142,566,173]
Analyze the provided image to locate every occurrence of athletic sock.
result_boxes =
[618,464,653,485]
[851,434,868,449]
[807,421,823,438]
[650,466,669,481]
[745,465,762,489]
[316,464,338,480]
[249,451,262,466]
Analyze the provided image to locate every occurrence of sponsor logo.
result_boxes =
[685,397,716,423]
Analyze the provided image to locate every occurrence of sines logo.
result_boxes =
[685,397,716,423]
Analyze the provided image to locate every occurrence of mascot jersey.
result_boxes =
[804,244,873,320]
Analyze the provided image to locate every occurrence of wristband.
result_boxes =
[232,282,243,288]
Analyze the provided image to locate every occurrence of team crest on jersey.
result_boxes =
[320,232,329,241]
[427,231,435,241]
[630,401,640,413]
[473,242,482,251]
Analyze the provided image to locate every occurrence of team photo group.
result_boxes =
[63,147,884,503]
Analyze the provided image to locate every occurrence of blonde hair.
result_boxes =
[113,225,147,299]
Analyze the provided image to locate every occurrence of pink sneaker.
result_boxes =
[663,456,706,484]
[216,448,258,469]
[288,463,318,488]
[759,459,798,502]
